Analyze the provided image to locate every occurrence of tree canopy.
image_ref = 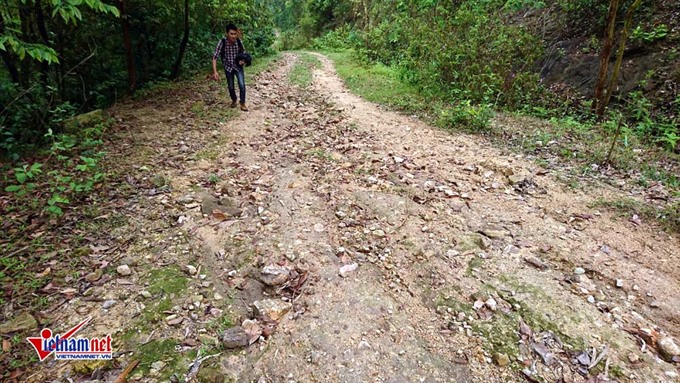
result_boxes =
[0,0,275,157]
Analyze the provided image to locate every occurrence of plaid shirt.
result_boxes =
[213,38,243,73]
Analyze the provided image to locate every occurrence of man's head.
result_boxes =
[226,24,238,42]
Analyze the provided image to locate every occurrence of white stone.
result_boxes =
[339,263,358,278]
[116,265,132,276]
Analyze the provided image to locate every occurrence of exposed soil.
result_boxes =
[9,52,680,383]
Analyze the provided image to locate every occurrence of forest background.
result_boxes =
[0,0,677,221]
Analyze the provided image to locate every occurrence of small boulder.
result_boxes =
[339,263,358,278]
[494,353,510,367]
[221,327,249,349]
[0,311,37,334]
[62,109,103,134]
[116,265,132,276]
[658,337,680,362]
[253,299,292,321]
[260,265,292,286]
[508,174,527,185]
[480,227,507,239]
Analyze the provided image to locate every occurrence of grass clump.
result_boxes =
[591,198,679,232]
[325,50,420,112]
[288,52,322,87]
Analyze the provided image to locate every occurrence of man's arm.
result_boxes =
[212,39,223,80]
[212,58,219,81]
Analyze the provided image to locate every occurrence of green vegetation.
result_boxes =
[319,45,679,230]
[1,0,275,159]
[3,121,108,217]
[288,52,322,87]
[591,197,680,232]
[0,44,282,379]
[141,266,189,324]
[147,266,188,296]
[269,0,679,216]
[135,339,197,379]
[436,280,588,370]
[326,51,420,111]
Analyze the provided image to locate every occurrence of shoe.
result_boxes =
[229,100,238,108]
[240,103,249,112]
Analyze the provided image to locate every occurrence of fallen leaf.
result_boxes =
[212,210,228,221]
[89,244,111,253]
[477,308,493,320]
[519,318,533,337]
[533,343,556,366]
[575,351,591,365]
[2,339,10,352]
[524,256,548,270]
[628,327,659,348]
[41,282,57,292]
[35,268,51,278]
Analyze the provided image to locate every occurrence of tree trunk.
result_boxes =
[118,0,136,93]
[592,0,619,119]
[34,0,50,44]
[34,0,51,85]
[362,0,370,29]
[19,4,32,88]
[601,0,642,114]
[0,14,20,84]
[170,0,190,80]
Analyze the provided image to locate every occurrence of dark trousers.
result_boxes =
[225,68,246,103]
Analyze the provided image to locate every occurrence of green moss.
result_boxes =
[73,246,92,258]
[233,248,255,270]
[132,265,190,324]
[134,338,196,379]
[400,239,416,250]
[608,364,625,379]
[196,143,224,161]
[142,297,174,323]
[436,295,474,316]
[147,265,188,295]
[462,277,591,370]
[206,107,238,123]
[308,148,335,161]
[466,257,485,276]
[456,233,488,253]
[152,174,169,188]
[206,314,236,339]
[473,313,521,362]
[71,360,109,375]
[497,274,587,351]
[197,365,232,383]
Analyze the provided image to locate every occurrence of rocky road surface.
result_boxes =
[18,53,679,383]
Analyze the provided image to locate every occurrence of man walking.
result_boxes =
[212,24,248,111]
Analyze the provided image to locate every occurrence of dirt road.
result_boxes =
[24,53,679,383]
